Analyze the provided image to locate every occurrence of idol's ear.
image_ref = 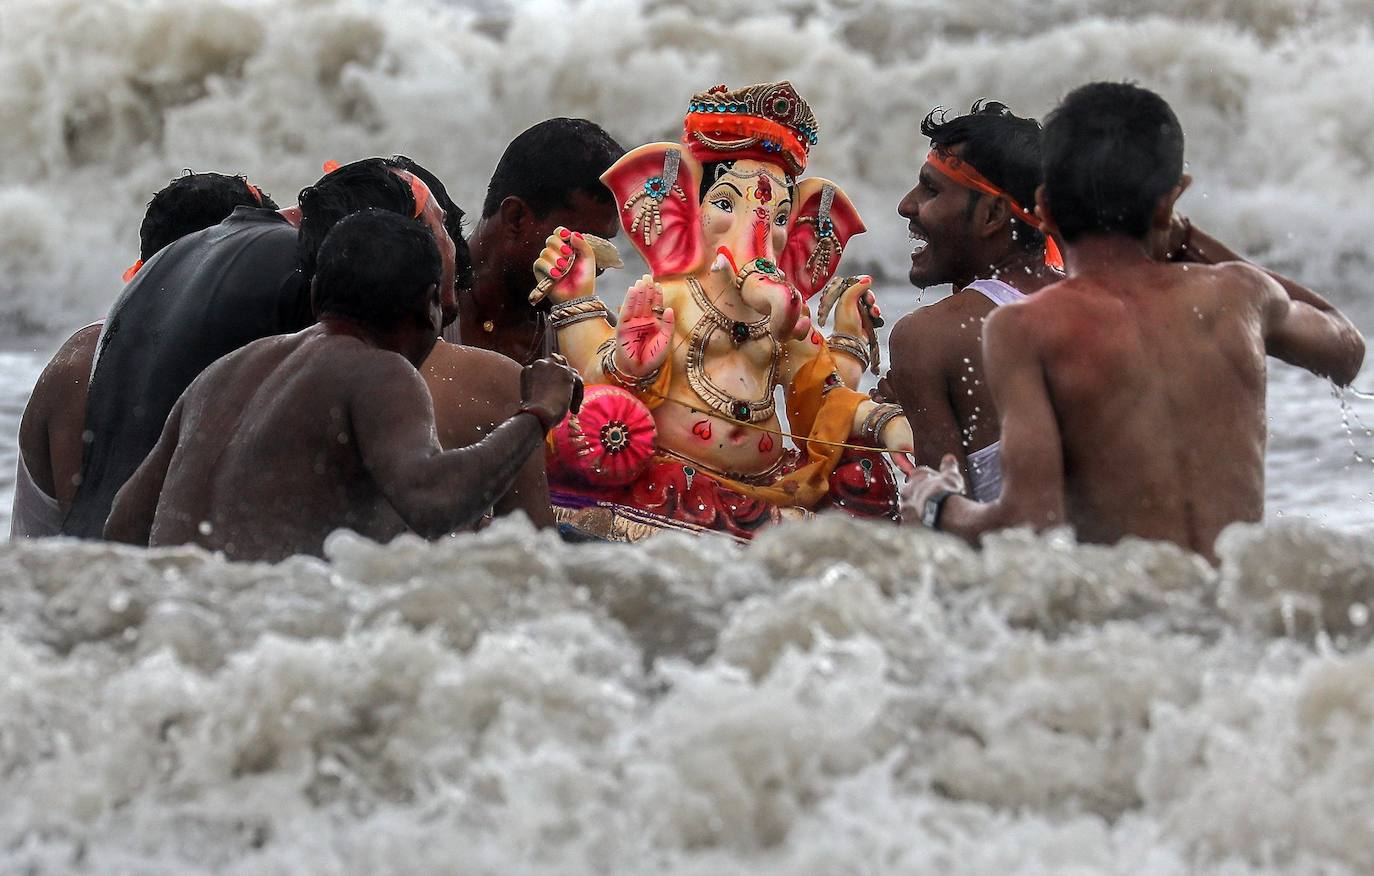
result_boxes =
[781,179,866,300]
[601,143,705,278]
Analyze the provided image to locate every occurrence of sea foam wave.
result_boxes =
[2,0,1373,336]
[3,515,1374,873]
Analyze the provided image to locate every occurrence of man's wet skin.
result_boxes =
[457,190,621,363]
[902,84,1365,561]
[887,129,1059,483]
[911,232,1363,562]
[421,342,554,527]
[105,321,574,562]
[16,323,101,510]
[105,210,580,562]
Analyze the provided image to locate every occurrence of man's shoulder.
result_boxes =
[425,342,521,388]
[890,293,988,366]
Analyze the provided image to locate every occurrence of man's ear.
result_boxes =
[1153,175,1191,231]
[1033,184,1058,235]
[978,195,1012,239]
[497,196,530,237]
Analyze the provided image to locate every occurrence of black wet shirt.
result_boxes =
[63,207,307,538]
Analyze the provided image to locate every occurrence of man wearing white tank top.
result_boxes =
[885,101,1062,503]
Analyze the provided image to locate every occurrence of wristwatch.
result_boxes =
[921,488,956,530]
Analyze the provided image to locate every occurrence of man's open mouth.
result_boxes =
[910,227,930,256]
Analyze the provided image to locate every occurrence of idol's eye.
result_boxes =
[709,197,733,213]
[774,212,790,227]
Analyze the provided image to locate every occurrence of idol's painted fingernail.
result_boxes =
[556,257,568,269]
[559,228,572,240]
[560,244,572,255]
[573,232,583,240]
[551,267,563,278]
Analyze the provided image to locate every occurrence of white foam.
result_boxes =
[2,0,1373,336]
[2,515,1373,871]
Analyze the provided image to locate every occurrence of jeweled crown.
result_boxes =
[683,81,819,176]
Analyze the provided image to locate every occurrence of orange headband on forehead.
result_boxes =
[408,174,430,219]
[926,148,1063,269]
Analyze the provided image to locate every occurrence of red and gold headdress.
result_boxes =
[683,81,819,177]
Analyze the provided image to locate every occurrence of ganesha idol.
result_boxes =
[532,82,914,541]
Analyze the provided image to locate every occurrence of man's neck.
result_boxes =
[464,222,540,333]
[1062,234,1153,277]
[957,244,1059,294]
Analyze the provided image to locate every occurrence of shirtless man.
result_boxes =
[421,122,623,525]
[105,210,581,561]
[65,158,431,539]
[11,172,274,538]
[445,118,624,362]
[389,156,555,525]
[885,102,1060,502]
[903,82,1365,561]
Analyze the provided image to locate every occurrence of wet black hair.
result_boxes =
[388,155,475,296]
[297,158,415,285]
[922,100,1045,252]
[1041,82,1185,243]
[481,118,625,219]
[312,209,441,328]
[139,171,278,260]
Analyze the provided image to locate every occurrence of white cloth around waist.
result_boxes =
[960,279,1026,503]
[10,449,62,539]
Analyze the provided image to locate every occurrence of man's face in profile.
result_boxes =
[897,150,978,289]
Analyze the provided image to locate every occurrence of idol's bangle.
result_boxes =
[550,295,613,332]
[598,338,660,392]
[861,403,904,445]
[828,332,871,372]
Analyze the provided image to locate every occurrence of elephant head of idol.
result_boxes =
[601,81,866,339]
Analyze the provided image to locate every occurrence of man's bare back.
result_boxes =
[106,324,573,561]
[422,341,554,527]
[907,236,1362,562]
[999,255,1273,552]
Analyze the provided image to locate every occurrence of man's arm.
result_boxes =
[486,363,555,528]
[887,312,969,479]
[903,306,1066,541]
[105,396,184,545]
[425,345,555,528]
[1174,222,1364,385]
[353,355,574,538]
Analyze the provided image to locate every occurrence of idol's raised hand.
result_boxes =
[532,227,597,305]
[615,274,675,378]
[817,274,882,373]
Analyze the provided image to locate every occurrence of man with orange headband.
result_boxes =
[64,159,454,539]
[11,172,275,539]
[903,82,1364,562]
[885,101,1061,504]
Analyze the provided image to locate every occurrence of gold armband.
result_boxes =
[550,295,614,332]
[860,403,903,444]
[598,337,661,392]
[827,332,870,372]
